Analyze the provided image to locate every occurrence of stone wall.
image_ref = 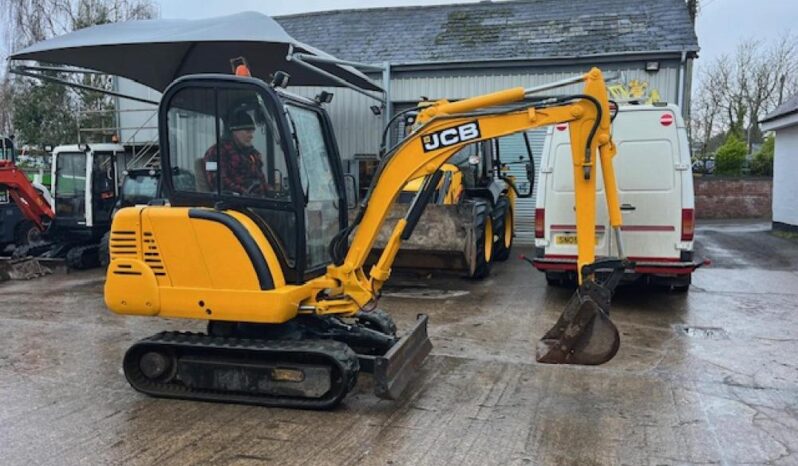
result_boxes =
[694,177,772,219]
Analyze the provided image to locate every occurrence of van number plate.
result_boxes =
[555,235,578,245]
[554,233,600,245]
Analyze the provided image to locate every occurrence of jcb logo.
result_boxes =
[421,122,481,152]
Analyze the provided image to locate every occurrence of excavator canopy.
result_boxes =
[9,11,382,93]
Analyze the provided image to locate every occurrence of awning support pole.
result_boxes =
[9,66,159,106]
[287,48,386,104]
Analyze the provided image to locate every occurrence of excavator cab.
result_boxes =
[159,75,348,282]
[50,144,122,241]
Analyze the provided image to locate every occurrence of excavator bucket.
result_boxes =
[536,259,627,365]
[536,281,620,365]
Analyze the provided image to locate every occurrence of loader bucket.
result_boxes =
[359,204,473,273]
[536,280,620,365]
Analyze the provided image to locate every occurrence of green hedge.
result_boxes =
[751,134,774,176]
[715,133,747,176]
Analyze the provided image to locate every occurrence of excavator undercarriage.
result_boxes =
[124,311,430,409]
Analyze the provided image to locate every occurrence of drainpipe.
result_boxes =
[677,51,687,113]
[382,61,392,148]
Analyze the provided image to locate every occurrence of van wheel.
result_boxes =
[99,231,111,268]
[470,200,493,279]
[492,198,513,262]
[670,274,691,293]
[545,272,562,287]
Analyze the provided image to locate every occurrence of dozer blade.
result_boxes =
[363,314,432,400]
[536,280,620,365]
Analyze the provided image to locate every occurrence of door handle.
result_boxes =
[620,203,636,211]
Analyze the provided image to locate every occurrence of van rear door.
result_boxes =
[612,108,682,260]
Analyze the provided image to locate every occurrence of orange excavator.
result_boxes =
[0,139,55,279]
[0,160,54,233]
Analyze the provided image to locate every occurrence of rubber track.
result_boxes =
[66,244,99,269]
[124,331,360,410]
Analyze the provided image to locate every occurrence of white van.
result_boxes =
[531,104,704,291]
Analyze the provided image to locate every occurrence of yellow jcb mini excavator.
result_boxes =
[104,68,628,409]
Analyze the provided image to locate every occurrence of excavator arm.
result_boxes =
[0,160,54,231]
[314,68,625,365]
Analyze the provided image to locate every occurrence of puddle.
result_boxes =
[676,325,729,340]
[382,288,470,300]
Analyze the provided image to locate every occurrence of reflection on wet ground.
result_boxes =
[1,221,796,465]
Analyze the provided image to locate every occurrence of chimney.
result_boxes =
[687,0,698,24]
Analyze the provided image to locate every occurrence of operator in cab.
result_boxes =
[203,109,270,196]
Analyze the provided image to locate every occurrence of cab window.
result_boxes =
[286,104,340,270]
[166,85,298,266]
[166,87,292,202]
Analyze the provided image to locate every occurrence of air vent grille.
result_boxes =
[110,230,138,258]
[142,231,167,277]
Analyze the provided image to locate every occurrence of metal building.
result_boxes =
[117,0,699,242]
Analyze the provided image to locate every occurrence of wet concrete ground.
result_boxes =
[1,220,797,465]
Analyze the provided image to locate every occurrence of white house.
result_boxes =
[761,94,798,232]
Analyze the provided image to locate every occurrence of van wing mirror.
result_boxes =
[344,174,358,209]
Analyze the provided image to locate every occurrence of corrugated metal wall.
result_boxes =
[390,64,680,103]
[288,87,385,159]
[116,78,159,144]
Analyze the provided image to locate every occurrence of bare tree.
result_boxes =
[0,0,157,145]
[691,55,729,157]
[2,0,74,50]
[690,33,798,159]
[3,0,156,49]
[745,36,798,142]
